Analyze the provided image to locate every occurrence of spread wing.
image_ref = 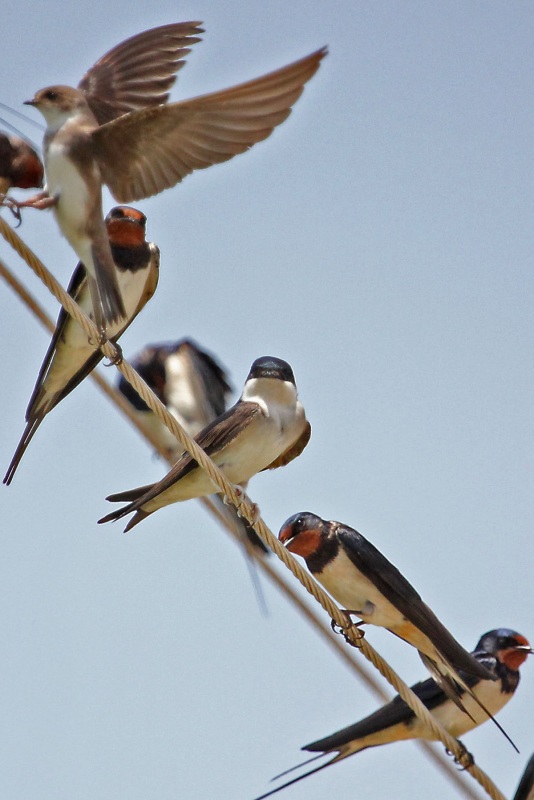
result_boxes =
[336,525,493,679]
[105,401,261,509]
[78,22,204,124]
[93,47,327,202]
[263,420,311,470]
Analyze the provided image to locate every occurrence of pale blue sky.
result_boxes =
[1,3,533,799]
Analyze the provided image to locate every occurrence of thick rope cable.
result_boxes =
[0,213,506,800]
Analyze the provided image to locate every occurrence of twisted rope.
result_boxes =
[0,212,504,800]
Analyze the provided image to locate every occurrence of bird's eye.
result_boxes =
[44,90,58,101]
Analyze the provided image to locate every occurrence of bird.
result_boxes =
[99,356,311,532]
[18,22,202,331]
[117,339,233,458]
[278,512,504,724]
[3,205,159,484]
[0,132,43,194]
[255,629,533,799]
[514,753,534,800]
[21,23,326,332]
[117,339,268,554]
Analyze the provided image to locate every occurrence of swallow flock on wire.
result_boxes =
[1,20,531,800]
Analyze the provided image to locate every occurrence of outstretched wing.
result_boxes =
[78,22,204,124]
[94,48,327,201]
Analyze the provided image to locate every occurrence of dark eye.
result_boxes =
[44,90,58,101]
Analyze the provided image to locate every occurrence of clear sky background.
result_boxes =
[1,3,533,799]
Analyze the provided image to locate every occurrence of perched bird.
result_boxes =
[21,24,326,331]
[117,339,233,458]
[256,629,532,799]
[3,206,159,484]
[279,513,502,723]
[20,22,203,331]
[0,132,43,194]
[514,754,534,800]
[99,356,311,532]
[117,339,268,553]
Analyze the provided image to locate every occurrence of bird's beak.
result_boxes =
[23,99,37,107]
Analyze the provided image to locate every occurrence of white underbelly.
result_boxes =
[316,549,405,629]
[46,142,93,240]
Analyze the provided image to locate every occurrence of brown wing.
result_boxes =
[78,22,204,125]
[263,420,311,470]
[105,401,261,510]
[93,47,327,202]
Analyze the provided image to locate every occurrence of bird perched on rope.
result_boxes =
[3,206,159,484]
[255,628,532,799]
[0,132,43,195]
[19,21,326,333]
[116,339,268,554]
[278,512,511,734]
[99,356,311,532]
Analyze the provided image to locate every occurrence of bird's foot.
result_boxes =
[103,342,123,366]
[223,485,260,524]
[446,740,474,770]
[331,611,366,647]
[18,190,57,210]
[0,194,23,225]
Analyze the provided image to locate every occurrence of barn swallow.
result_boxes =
[20,22,202,331]
[0,132,43,194]
[21,31,325,331]
[256,629,532,799]
[278,513,502,723]
[514,753,534,800]
[117,339,268,553]
[99,356,311,532]
[3,206,159,484]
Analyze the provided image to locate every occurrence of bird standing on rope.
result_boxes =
[3,206,159,485]
[278,512,513,735]
[19,21,326,333]
[255,628,532,799]
[116,339,269,554]
[99,356,311,532]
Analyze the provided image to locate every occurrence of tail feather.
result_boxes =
[420,654,518,751]
[91,242,126,325]
[3,415,44,485]
[254,754,336,800]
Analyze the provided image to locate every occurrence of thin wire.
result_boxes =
[0,213,504,800]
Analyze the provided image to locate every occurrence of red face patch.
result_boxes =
[280,526,322,559]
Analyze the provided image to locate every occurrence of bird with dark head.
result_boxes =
[99,357,311,532]
[279,512,517,738]
[3,205,159,485]
[117,339,268,554]
[255,628,532,799]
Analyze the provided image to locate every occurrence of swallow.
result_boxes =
[279,512,503,723]
[99,356,311,532]
[21,30,326,331]
[514,753,534,800]
[117,339,268,554]
[256,629,532,799]
[118,339,233,457]
[0,132,43,194]
[3,205,159,484]
[20,22,202,331]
